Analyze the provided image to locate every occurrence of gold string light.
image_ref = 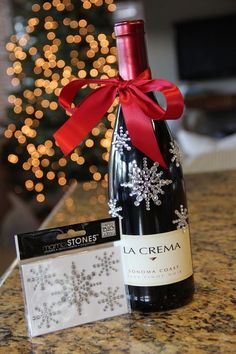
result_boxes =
[5,0,117,202]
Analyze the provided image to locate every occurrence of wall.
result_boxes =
[144,0,236,89]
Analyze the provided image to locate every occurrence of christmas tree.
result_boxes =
[2,0,117,206]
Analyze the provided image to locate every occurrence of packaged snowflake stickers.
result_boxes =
[15,218,129,337]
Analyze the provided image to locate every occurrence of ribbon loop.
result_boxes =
[54,68,184,169]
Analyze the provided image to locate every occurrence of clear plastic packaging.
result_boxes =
[15,218,129,337]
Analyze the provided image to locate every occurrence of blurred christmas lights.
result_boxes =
[5,0,117,203]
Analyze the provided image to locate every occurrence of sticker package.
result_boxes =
[15,218,129,337]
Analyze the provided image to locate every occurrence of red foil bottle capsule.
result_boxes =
[115,20,148,80]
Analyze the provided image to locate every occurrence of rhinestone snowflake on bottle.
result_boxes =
[112,127,131,155]
[108,199,123,218]
[169,140,183,167]
[121,157,172,211]
[172,204,188,231]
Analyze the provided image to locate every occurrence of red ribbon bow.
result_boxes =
[54,68,184,169]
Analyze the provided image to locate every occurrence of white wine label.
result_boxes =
[121,228,193,286]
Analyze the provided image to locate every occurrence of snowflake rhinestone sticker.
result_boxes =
[21,245,129,336]
[112,126,131,155]
[121,157,172,210]
[172,204,188,231]
[169,140,183,167]
[93,251,119,276]
[27,264,56,291]
[52,262,101,316]
[98,286,124,312]
[108,199,123,219]
[32,302,61,329]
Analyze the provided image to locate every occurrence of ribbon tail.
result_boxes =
[54,85,117,155]
[121,94,167,169]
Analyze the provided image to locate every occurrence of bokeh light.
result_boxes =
[4,0,118,202]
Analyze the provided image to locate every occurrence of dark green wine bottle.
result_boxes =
[108,20,194,312]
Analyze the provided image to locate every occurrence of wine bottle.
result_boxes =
[108,20,194,312]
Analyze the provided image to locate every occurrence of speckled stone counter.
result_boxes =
[0,171,236,354]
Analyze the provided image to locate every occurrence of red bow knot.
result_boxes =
[118,79,131,91]
[54,68,184,169]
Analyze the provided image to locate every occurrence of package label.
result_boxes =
[16,218,120,260]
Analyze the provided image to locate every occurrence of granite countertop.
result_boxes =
[0,171,236,353]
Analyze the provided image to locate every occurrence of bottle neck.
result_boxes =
[116,33,149,80]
